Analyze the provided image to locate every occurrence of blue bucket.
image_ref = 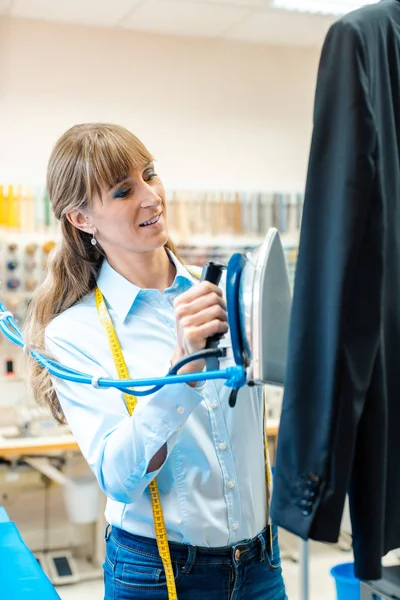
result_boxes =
[330,562,360,600]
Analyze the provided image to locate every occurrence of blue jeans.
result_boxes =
[103,524,287,600]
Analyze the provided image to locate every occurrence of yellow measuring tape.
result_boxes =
[95,286,177,600]
[95,267,273,598]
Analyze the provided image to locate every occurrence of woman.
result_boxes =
[25,123,287,600]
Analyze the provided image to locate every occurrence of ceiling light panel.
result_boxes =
[272,0,378,16]
[225,9,334,46]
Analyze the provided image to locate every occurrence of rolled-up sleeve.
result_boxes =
[45,325,204,504]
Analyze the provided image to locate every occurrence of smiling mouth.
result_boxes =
[140,213,161,227]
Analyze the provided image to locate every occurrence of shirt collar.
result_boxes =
[168,249,200,287]
[96,249,199,323]
[96,259,141,323]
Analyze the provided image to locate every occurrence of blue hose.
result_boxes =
[0,302,246,395]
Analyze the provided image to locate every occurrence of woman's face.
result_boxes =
[86,161,168,255]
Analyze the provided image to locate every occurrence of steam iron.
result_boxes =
[225,228,292,405]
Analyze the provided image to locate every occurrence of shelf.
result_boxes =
[172,233,299,248]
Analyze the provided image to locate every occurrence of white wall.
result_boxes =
[0,17,321,191]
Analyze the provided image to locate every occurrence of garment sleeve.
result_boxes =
[270,19,378,540]
[45,325,204,505]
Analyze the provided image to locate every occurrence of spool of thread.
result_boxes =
[25,243,38,255]
[25,278,38,292]
[24,260,37,272]
[7,260,18,271]
[7,278,21,290]
[42,240,56,255]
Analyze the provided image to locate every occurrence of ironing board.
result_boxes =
[0,507,60,599]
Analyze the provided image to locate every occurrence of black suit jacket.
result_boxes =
[270,0,400,581]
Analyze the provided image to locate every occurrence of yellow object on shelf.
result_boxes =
[0,185,5,227]
[42,240,56,255]
[2,185,22,231]
[20,187,35,232]
[7,185,15,229]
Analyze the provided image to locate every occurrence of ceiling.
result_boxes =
[1,0,340,47]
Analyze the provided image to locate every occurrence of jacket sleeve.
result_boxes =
[45,325,204,505]
[270,18,377,541]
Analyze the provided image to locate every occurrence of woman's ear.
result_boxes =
[67,210,90,233]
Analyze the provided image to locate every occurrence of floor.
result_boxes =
[56,530,351,600]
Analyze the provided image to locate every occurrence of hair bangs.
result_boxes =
[83,124,154,203]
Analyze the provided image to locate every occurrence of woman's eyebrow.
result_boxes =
[108,162,154,190]
[108,175,129,191]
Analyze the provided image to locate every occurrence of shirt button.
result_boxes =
[219,442,227,450]
[210,401,217,409]
[177,406,185,415]
[227,481,235,489]
[231,523,238,531]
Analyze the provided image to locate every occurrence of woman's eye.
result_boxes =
[145,169,157,181]
[113,187,131,199]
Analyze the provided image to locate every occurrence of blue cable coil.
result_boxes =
[0,301,246,396]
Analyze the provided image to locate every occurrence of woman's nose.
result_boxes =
[139,184,162,208]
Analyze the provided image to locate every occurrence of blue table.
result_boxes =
[0,507,60,599]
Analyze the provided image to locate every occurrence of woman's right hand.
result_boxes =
[171,281,228,385]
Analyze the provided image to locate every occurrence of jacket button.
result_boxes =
[299,499,313,508]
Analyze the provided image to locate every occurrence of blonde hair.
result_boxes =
[24,123,180,422]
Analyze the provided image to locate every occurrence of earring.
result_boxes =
[84,217,97,246]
